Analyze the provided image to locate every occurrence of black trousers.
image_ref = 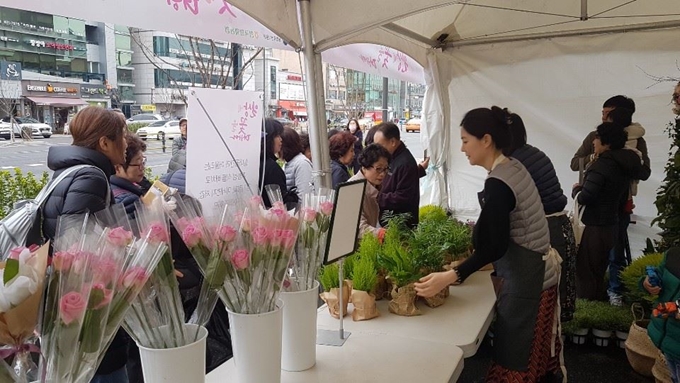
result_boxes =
[576,225,616,301]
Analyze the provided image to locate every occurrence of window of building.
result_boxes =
[88,61,100,73]
[154,68,231,89]
[119,85,134,101]
[115,34,131,51]
[117,51,132,67]
[153,36,230,60]
[85,25,98,44]
[114,25,130,35]
[117,68,133,84]
[68,19,85,38]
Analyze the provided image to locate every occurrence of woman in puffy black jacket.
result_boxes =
[41,106,131,382]
[503,111,576,321]
[259,119,298,209]
[110,133,147,220]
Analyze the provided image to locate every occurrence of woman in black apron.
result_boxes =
[415,106,563,382]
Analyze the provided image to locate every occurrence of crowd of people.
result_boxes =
[31,80,680,383]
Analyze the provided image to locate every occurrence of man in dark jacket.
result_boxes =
[372,122,420,228]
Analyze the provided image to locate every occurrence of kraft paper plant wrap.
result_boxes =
[0,243,48,382]
[388,283,421,317]
[350,290,379,321]
[320,280,351,319]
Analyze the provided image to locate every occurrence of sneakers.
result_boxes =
[608,291,623,307]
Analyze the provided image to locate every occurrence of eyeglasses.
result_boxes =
[369,166,390,174]
[128,157,147,168]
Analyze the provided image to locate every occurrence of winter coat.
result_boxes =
[573,148,651,226]
[646,248,680,360]
[351,129,364,173]
[378,141,420,228]
[570,123,650,171]
[284,153,313,201]
[168,135,187,172]
[348,170,381,238]
[259,155,297,209]
[42,145,128,376]
[161,169,187,195]
[510,144,567,215]
[331,159,350,188]
[110,175,144,220]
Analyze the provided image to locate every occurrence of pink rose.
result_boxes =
[272,201,285,210]
[320,201,334,216]
[216,225,237,243]
[270,229,284,247]
[230,249,250,270]
[107,227,133,247]
[182,224,203,248]
[120,267,148,290]
[92,258,118,285]
[52,251,74,272]
[90,283,113,310]
[301,207,317,223]
[144,223,169,244]
[282,229,297,250]
[269,207,287,222]
[252,226,269,246]
[175,217,190,231]
[8,247,26,260]
[70,251,91,274]
[59,292,87,325]
[249,195,263,208]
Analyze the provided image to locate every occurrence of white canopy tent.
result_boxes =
[9,0,680,251]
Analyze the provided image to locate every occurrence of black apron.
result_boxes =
[491,241,545,371]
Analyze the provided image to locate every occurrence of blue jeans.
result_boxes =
[608,214,630,295]
[666,353,680,383]
[89,367,128,383]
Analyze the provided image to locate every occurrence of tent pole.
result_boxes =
[314,52,329,146]
[299,0,331,189]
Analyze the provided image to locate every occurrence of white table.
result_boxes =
[206,332,464,383]
[317,270,496,357]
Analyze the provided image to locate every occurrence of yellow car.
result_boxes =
[404,118,421,133]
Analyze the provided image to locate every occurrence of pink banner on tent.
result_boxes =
[322,44,425,84]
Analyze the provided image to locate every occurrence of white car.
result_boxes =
[0,117,46,139]
[126,114,163,127]
[136,120,181,141]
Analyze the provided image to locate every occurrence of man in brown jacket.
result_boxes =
[570,95,651,306]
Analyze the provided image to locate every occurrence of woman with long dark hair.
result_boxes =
[259,118,297,208]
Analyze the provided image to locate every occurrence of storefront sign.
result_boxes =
[23,81,81,98]
[0,62,22,81]
[141,104,156,112]
[80,84,108,99]
[27,39,75,51]
[286,74,302,82]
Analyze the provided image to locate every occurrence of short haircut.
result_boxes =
[596,122,627,150]
[280,127,302,162]
[603,95,636,114]
[263,118,284,158]
[327,128,340,139]
[328,131,356,161]
[70,106,126,151]
[460,106,512,150]
[374,122,400,141]
[299,133,310,153]
[364,125,378,145]
[607,107,633,127]
[123,133,147,170]
[358,143,391,168]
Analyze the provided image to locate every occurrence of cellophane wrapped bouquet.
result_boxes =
[285,187,335,292]
[39,205,168,383]
[122,199,195,348]
[0,243,48,382]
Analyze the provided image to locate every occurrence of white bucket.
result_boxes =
[228,301,284,383]
[280,281,319,371]
[137,324,207,383]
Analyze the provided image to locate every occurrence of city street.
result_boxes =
[0,129,425,178]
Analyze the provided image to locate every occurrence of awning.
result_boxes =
[26,96,88,107]
[293,111,308,116]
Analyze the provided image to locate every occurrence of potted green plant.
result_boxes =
[564,299,594,345]
[350,256,379,321]
[418,204,449,223]
[620,252,664,312]
[613,306,633,348]
[653,116,680,252]
[377,216,422,316]
[352,233,388,300]
[588,301,616,347]
[318,263,350,319]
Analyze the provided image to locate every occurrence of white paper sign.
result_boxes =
[321,44,425,84]
[186,87,262,216]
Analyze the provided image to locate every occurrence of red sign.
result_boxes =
[286,74,302,82]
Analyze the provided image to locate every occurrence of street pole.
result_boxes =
[299,0,331,189]
[382,77,389,123]
[232,43,242,90]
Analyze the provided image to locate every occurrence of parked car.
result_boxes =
[126,113,163,127]
[0,117,50,138]
[0,119,21,140]
[404,118,421,133]
[136,120,181,141]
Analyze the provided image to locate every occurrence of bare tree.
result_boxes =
[0,79,28,142]
[129,28,264,109]
[344,69,367,119]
